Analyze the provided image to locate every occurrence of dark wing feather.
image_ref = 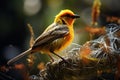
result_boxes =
[32,24,69,49]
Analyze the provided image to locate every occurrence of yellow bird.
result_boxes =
[7,9,80,65]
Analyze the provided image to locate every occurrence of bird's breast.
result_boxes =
[54,32,74,53]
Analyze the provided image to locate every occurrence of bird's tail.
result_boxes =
[7,48,32,65]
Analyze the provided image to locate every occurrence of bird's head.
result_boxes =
[54,9,80,26]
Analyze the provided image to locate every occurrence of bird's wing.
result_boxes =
[32,24,69,49]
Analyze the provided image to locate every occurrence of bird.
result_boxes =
[7,9,80,65]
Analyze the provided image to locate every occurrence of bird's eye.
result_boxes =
[65,14,71,17]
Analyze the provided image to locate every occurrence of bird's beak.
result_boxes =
[73,14,80,18]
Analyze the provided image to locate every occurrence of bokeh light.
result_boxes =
[24,0,42,16]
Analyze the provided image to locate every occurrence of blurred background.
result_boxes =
[0,0,120,79]
[0,0,120,64]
